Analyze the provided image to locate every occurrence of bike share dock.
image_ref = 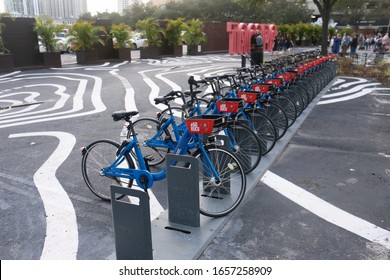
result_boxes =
[108,78,337,260]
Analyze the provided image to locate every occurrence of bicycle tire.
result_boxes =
[217,120,262,174]
[81,139,135,201]
[259,101,288,140]
[284,87,304,117]
[240,109,277,155]
[271,95,297,127]
[192,146,246,218]
[129,117,171,166]
[294,79,315,103]
[289,84,309,110]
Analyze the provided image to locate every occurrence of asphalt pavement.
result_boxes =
[200,74,390,260]
[1,48,389,261]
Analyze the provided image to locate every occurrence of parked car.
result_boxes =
[129,32,147,49]
[112,33,147,49]
[54,33,74,54]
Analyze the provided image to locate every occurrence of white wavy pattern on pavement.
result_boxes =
[8,131,78,260]
[0,73,106,128]
[318,77,390,105]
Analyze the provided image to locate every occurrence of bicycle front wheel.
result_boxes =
[193,146,246,218]
[81,139,135,201]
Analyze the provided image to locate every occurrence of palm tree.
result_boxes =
[68,20,106,51]
[34,16,66,52]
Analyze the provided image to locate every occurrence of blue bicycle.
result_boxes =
[81,95,246,217]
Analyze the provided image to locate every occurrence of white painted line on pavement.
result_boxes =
[0,73,106,128]
[9,131,78,259]
[109,70,137,112]
[321,82,381,99]
[318,87,387,105]
[261,170,390,250]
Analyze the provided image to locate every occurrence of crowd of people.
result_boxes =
[330,32,389,55]
[272,35,294,54]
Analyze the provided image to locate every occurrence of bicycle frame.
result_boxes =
[101,120,221,190]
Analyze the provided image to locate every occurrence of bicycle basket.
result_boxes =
[252,83,273,93]
[293,66,305,75]
[265,78,283,87]
[238,91,260,103]
[216,98,244,113]
[186,115,227,134]
[276,73,292,82]
[287,71,298,80]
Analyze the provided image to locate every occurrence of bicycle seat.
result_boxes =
[112,111,139,122]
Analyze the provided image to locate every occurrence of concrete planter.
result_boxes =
[116,48,131,61]
[42,52,62,68]
[172,45,183,57]
[140,46,160,59]
[76,50,98,64]
[187,45,201,55]
[0,54,14,72]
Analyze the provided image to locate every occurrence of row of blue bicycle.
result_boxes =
[80,50,337,218]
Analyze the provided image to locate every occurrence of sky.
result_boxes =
[0,1,147,15]
[87,0,118,15]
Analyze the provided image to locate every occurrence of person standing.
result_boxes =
[285,35,294,53]
[341,33,350,55]
[381,33,389,52]
[332,34,342,54]
[250,30,263,65]
[358,33,364,50]
[350,34,358,54]
[272,35,279,55]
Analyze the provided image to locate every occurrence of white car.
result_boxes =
[129,33,147,49]
[55,33,74,54]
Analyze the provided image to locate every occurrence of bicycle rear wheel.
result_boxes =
[81,139,135,201]
[217,120,262,174]
[193,146,246,218]
[240,109,277,155]
[284,87,304,117]
[272,96,297,127]
[260,101,288,140]
[130,117,171,166]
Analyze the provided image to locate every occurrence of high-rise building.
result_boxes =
[118,0,135,15]
[4,0,42,17]
[3,0,87,18]
[0,0,5,13]
[41,0,87,19]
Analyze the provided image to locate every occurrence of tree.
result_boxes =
[68,20,106,51]
[234,0,311,23]
[136,17,163,47]
[313,0,339,55]
[123,1,157,28]
[34,17,66,52]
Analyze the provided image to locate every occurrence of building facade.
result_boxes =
[4,0,41,17]
[3,0,87,19]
